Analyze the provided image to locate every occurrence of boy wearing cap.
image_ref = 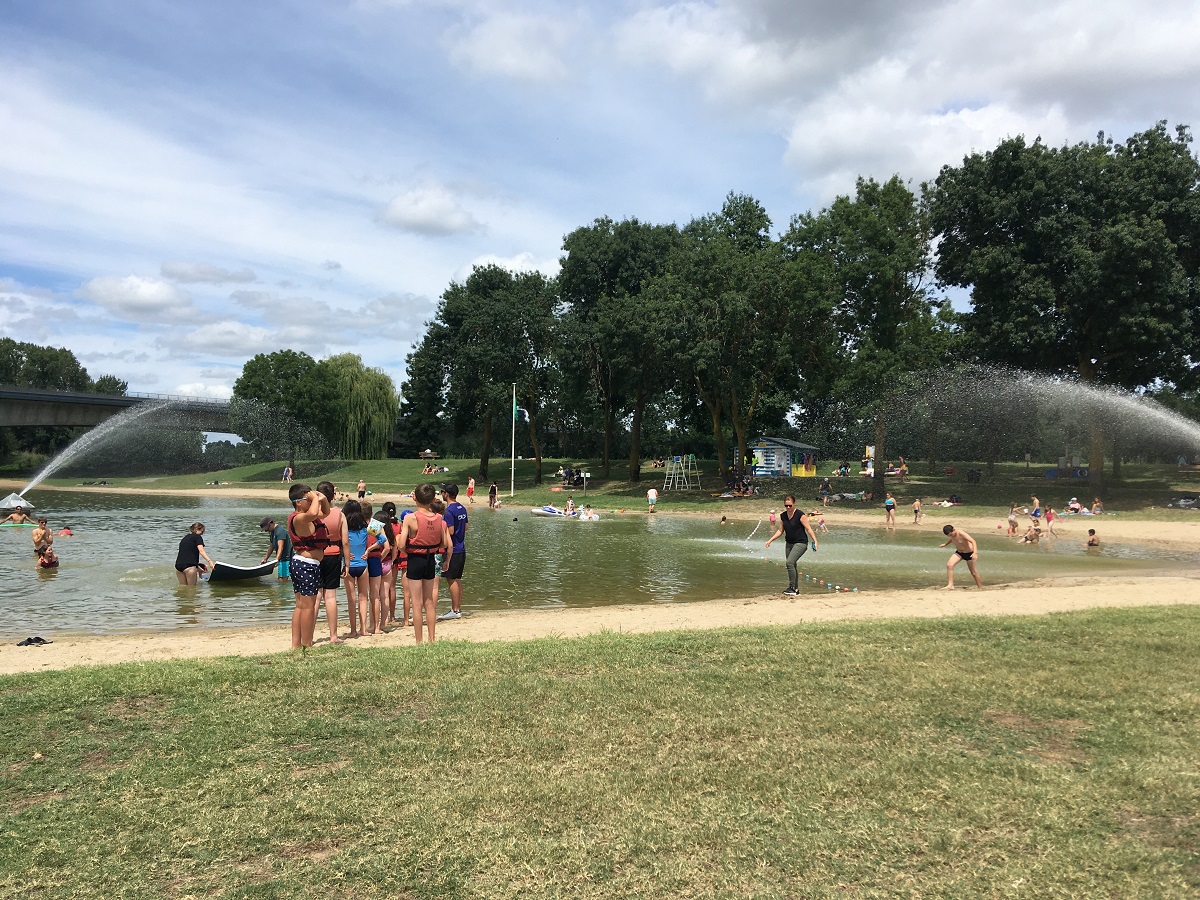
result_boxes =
[260,516,293,581]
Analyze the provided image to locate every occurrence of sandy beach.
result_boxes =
[1,573,1198,676]
[4,479,1200,676]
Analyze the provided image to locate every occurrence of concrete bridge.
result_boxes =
[0,386,231,431]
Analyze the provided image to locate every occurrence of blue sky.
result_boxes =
[3,0,1199,398]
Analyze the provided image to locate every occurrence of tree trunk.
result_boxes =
[628,387,646,482]
[926,407,940,475]
[1111,434,1122,479]
[527,414,543,485]
[872,409,887,496]
[602,394,612,477]
[478,413,492,481]
[696,376,727,481]
[1079,358,1104,493]
[729,392,749,482]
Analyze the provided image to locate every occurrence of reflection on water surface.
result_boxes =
[0,491,1190,636]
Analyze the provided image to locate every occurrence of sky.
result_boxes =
[2,0,1200,399]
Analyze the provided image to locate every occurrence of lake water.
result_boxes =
[1,490,1192,637]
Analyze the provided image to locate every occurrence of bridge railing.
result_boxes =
[123,391,230,407]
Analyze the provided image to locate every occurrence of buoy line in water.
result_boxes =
[739,517,860,594]
[742,517,763,548]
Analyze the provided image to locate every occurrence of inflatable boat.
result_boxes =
[205,560,278,582]
[530,505,579,519]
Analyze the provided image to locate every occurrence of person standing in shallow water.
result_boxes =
[764,494,818,596]
[175,522,215,586]
[939,524,983,589]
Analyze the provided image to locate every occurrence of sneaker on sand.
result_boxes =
[782,587,799,596]
[438,610,462,621]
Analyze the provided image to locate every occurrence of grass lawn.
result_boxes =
[2,607,1198,898]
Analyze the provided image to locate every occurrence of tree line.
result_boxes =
[399,123,1200,492]
[0,338,128,463]
[7,123,1198,489]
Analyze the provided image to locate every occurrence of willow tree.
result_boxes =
[320,354,398,459]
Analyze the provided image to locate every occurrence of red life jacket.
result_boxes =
[405,510,445,556]
[288,511,330,554]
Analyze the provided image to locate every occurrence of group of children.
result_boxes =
[1008,495,1104,545]
[282,479,467,651]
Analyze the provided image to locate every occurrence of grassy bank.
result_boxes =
[18,457,1200,523]
[2,608,1198,898]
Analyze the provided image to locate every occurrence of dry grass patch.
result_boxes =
[985,709,1092,765]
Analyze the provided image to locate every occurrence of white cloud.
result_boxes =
[455,250,560,282]
[228,289,279,310]
[80,275,191,322]
[161,262,257,283]
[0,286,77,341]
[445,11,576,83]
[382,183,481,235]
[175,381,235,400]
[165,320,275,358]
[612,0,1200,204]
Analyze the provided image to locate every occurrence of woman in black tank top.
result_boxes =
[764,494,818,595]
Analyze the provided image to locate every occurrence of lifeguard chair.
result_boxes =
[663,454,698,491]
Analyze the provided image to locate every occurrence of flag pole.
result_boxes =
[510,383,516,497]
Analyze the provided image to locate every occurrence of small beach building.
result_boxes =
[749,437,819,478]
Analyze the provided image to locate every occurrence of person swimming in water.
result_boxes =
[2,505,33,525]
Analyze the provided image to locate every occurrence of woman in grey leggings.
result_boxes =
[764,494,819,595]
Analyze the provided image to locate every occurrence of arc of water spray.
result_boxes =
[21,399,173,495]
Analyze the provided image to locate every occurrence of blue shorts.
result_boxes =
[291,556,321,597]
[349,565,366,578]
[367,556,383,578]
[278,559,290,579]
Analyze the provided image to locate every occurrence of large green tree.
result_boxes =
[231,350,345,463]
[559,217,680,479]
[395,325,450,457]
[434,265,555,480]
[509,271,560,484]
[787,176,948,494]
[669,193,835,480]
[928,122,1200,485]
[0,338,93,391]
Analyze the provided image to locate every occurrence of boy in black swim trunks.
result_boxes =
[939,524,983,589]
